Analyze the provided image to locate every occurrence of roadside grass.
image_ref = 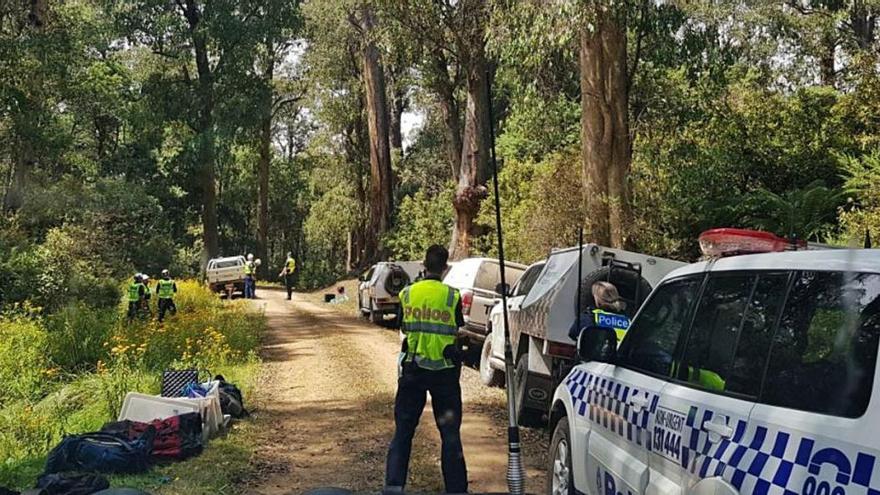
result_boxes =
[0,282,265,493]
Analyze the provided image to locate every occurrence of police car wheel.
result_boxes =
[548,416,573,495]
[479,338,503,387]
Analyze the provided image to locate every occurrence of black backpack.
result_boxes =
[214,375,248,418]
[44,428,155,475]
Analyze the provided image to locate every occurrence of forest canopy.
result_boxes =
[2,0,880,306]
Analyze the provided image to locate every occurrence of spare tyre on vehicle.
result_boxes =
[384,264,411,295]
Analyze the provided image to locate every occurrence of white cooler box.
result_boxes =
[118,380,224,441]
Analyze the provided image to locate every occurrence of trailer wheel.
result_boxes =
[479,336,504,387]
[514,353,546,427]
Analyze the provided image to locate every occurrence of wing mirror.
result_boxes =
[577,326,617,363]
[495,283,511,297]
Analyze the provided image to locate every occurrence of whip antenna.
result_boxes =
[486,68,526,495]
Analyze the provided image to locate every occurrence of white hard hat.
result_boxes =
[162,269,169,276]
[247,253,254,260]
[142,274,150,281]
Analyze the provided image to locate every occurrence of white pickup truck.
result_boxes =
[205,256,248,295]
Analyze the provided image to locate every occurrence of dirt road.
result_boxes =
[247,288,547,494]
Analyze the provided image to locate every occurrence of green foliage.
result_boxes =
[0,281,264,489]
[386,186,455,260]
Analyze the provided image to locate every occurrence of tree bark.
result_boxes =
[579,11,631,248]
[184,0,220,264]
[3,138,30,212]
[389,85,405,152]
[360,8,393,263]
[449,44,490,260]
[431,52,463,180]
[256,40,275,279]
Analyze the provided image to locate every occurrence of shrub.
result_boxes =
[0,316,52,406]
[45,304,116,373]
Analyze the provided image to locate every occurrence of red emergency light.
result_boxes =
[699,228,805,257]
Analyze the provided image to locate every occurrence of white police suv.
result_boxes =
[548,229,880,495]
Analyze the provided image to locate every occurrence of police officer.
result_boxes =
[126,274,146,322]
[244,253,256,299]
[278,252,296,300]
[568,281,631,342]
[384,245,467,495]
[156,269,178,323]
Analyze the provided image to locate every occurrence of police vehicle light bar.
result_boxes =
[699,228,805,257]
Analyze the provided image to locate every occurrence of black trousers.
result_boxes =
[158,298,177,322]
[385,364,467,494]
[285,274,294,300]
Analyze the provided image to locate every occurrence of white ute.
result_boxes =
[548,229,880,495]
[205,255,247,295]
[358,261,423,324]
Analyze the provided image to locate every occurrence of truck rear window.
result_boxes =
[214,260,242,269]
[475,262,524,292]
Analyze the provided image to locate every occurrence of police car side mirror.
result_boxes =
[495,283,511,296]
[577,326,617,363]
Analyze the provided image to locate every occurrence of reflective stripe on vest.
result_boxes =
[592,308,630,342]
[127,283,143,302]
[286,258,296,272]
[401,279,460,370]
[157,279,175,299]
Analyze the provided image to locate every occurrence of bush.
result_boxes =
[0,316,52,406]
[45,304,116,373]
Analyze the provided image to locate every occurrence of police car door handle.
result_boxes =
[702,420,733,439]
[630,395,648,412]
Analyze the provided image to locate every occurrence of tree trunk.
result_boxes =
[431,52,463,179]
[579,12,631,248]
[360,8,393,262]
[389,86,405,152]
[185,0,220,264]
[449,49,490,260]
[3,138,31,212]
[257,40,275,279]
[819,31,837,87]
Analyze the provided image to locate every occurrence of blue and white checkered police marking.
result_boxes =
[563,369,880,495]
[565,369,659,449]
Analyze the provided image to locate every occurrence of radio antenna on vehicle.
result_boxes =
[487,68,525,495]
[577,227,584,334]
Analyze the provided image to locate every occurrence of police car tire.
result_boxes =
[547,416,574,495]
[479,337,504,387]
[514,354,546,428]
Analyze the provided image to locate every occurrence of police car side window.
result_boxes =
[677,273,788,397]
[762,271,880,418]
[617,276,703,378]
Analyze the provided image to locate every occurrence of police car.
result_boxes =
[547,229,880,495]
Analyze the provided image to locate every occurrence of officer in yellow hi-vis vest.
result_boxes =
[568,281,631,343]
[384,245,467,495]
[278,252,296,301]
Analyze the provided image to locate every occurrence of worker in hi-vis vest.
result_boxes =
[568,281,631,343]
[126,273,146,322]
[278,252,296,301]
[155,269,178,323]
[384,244,467,495]
[243,253,256,299]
